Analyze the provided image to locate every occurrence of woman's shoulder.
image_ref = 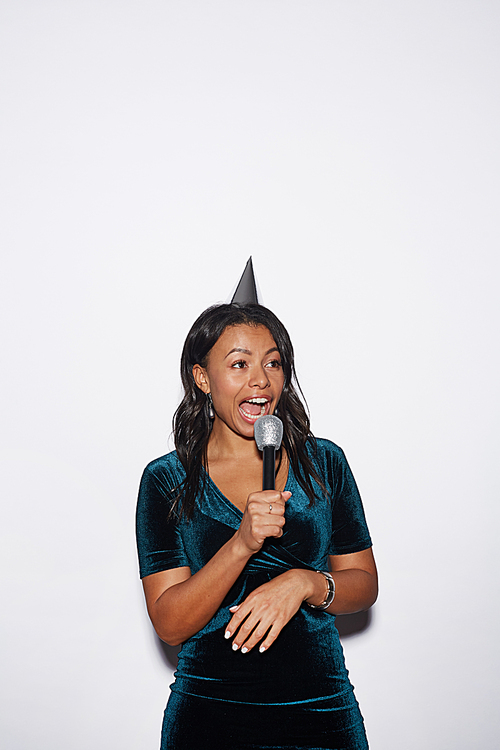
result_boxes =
[141,450,185,486]
[144,449,181,472]
[306,436,347,463]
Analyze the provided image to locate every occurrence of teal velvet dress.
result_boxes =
[136,438,372,750]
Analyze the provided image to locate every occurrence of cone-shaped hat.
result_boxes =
[231,257,259,304]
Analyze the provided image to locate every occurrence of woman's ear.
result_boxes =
[192,364,210,394]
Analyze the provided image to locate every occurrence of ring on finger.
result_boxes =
[269,504,273,513]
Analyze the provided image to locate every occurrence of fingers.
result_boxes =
[224,581,297,654]
[248,490,290,528]
[225,603,280,654]
[230,615,281,654]
[247,489,289,515]
[254,622,281,654]
[269,490,291,516]
[239,490,291,549]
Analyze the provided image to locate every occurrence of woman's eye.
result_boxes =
[231,360,247,369]
[266,359,282,369]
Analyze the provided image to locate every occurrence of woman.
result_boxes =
[136,302,377,750]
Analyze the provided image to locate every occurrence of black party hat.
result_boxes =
[231,257,259,304]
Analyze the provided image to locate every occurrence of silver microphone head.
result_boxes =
[254,414,283,451]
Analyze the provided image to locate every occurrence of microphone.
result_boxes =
[254,415,283,490]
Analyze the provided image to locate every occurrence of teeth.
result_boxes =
[239,399,269,421]
[240,411,260,421]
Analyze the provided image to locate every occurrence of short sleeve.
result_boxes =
[321,442,372,556]
[135,459,190,579]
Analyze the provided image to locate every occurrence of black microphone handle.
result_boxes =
[262,445,276,491]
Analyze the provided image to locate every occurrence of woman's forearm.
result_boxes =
[324,568,378,614]
[297,566,378,614]
[146,534,252,645]
[224,562,378,655]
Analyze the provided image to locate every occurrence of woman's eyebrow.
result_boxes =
[224,346,279,359]
[224,347,251,359]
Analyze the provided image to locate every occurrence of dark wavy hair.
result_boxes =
[172,303,326,519]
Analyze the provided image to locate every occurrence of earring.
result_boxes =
[207,393,215,420]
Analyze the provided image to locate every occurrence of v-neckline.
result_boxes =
[201,463,291,517]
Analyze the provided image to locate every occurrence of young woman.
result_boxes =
[136,302,377,750]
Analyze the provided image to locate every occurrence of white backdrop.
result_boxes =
[1,2,499,748]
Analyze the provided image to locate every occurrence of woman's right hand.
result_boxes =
[235,490,291,554]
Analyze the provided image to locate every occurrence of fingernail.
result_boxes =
[232,643,239,651]
[224,630,231,639]
[229,606,239,611]
[259,645,266,653]
[241,646,248,654]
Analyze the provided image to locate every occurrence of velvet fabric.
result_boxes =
[136,439,372,750]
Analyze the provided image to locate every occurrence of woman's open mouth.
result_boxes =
[238,397,271,423]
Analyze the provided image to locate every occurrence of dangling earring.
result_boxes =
[207,393,215,420]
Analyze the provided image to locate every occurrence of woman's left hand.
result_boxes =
[224,569,316,654]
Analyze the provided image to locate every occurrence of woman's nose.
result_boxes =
[249,366,270,388]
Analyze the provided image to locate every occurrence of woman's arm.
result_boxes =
[142,489,290,645]
[225,547,378,654]
[324,547,378,614]
[142,538,249,646]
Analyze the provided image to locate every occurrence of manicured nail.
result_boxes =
[224,630,231,639]
[259,645,266,653]
[229,605,239,611]
[241,646,248,654]
[232,643,239,651]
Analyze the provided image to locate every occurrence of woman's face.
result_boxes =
[193,324,284,440]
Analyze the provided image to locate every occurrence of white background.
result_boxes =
[1,2,499,748]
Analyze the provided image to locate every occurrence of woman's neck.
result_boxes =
[207,421,262,465]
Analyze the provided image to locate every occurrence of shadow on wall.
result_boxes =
[156,639,180,670]
[335,609,372,638]
[155,608,374,670]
